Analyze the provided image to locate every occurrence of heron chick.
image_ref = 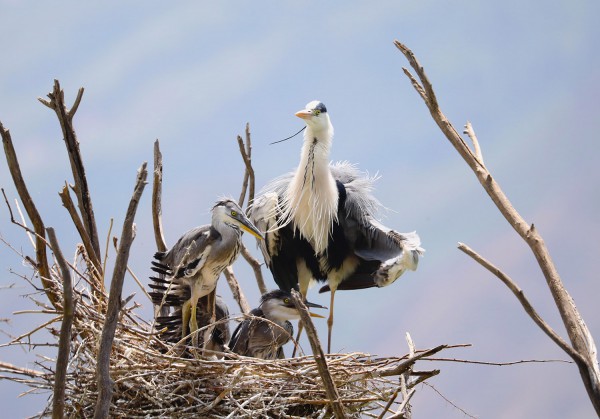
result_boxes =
[229,289,326,359]
[150,198,263,347]
[250,100,424,353]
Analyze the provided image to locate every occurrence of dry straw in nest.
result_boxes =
[1,264,446,418]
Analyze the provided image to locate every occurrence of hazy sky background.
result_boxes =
[1,1,599,417]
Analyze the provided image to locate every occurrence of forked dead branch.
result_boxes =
[1,79,451,418]
[394,40,600,415]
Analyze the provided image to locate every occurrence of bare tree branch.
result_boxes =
[1,122,56,307]
[41,80,102,268]
[233,123,267,296]
[290,289,346,418]
[59,183,102,279]
[240,244,267,295]
[47,227,76,419]
[426,357,572,366]
[395,40,600,414]
[458,242,585,364]
[94,162,148,419]
[152,140,167,253]
[223,266,251,315]
[236,123,255,208]
[463,122,485,169]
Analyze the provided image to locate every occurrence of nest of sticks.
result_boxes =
[0,81,451,418]
[2,263,447,418]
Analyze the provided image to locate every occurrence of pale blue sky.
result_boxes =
[1,1,599,417]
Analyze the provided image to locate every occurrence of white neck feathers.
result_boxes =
[281,123,338,254]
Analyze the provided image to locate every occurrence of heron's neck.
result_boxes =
[212,216,242,244]
[284,124,338,254]
[261,303,299,323]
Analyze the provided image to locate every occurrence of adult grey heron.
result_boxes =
[150,198,263,346]
[229,289,325,359]
[250,100,424,352]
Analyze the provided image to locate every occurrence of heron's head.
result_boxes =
[260,289,326,322]
[295,100,333,136]
[212,199,264,240]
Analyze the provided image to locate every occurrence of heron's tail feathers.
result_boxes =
[374,231,423,287]
[151,261,173,276]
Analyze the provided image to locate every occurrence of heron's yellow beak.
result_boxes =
[295,110,312,120]
[309,311,326,319]
[241,224,264,240]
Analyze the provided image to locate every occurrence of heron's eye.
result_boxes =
[313,109,321,116]
[283,298,290,304]
[231,210,238,217]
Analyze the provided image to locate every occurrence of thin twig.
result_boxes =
[377,386,401,419]
[237,135,250,207]
[463,122,485,169]
[236,124,256,208]
[102,218,114,294]
[14,198,35,248]
[425,357,572,366]
[422,382,478,419]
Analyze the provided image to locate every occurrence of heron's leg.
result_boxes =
[190,301,199,347]
[189,286,203,347]
[291,278,310,357]
[291,322,304,358]
[181,299,191,340]
[202,290,216,351]
[327,287,336,354]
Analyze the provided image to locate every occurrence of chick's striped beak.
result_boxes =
[305,300,327,318]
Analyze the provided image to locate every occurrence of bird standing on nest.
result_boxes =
[250,101,424,353]
[229,289,326,359]
[150,198,263,347]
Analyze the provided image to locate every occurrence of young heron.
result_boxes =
[250,101,424,353]
[150,199,263,346]
[229,289,325,359]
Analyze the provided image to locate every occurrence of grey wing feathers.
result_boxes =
[158,225,214,276]
[331,161,381,226]
[230,311,293,359]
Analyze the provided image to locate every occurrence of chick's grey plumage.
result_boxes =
[149,198,263,344]
[250,100,423,352]
[229,290,324,360]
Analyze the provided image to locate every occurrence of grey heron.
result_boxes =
[150,198,263,347]
[250,100,424,353]
[229,289,326,359]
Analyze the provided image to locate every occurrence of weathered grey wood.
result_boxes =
[94,163,148,419]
